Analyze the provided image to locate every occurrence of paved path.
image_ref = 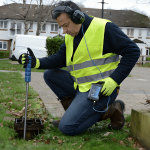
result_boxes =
[117,67,150,114]
[1,61,150,116]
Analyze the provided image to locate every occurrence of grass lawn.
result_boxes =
[138,62,150,68]
[0,59,67,72]
[0,73,141,150]
[0,59,144,150]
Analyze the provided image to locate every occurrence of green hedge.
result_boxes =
[146,57,150,61]
[46,36,65,56]
[0,51,10,58]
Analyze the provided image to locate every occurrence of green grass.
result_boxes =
[0,59,142,149]
[0,59,68,72]
[0,59,45,72]
[0,71,140,150]
[139,62,150,67]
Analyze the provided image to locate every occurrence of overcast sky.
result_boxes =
[79,0,150,17]
[0,0,150,17]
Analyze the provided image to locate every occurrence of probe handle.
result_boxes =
[25,56,32,82]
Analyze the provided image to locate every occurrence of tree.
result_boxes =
[3,0,60,35]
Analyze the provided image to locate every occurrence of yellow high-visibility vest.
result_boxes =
[65,17,120,92]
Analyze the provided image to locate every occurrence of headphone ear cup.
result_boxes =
[71,10,85,24]
[69,9,76,23]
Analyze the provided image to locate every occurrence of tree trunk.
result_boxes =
[24,22,28,35]
[36,22,41,36]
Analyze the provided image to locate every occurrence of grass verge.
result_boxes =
[138,62,150,68]
[0,59,45,72]
[0,59,67,72]
[0,71,143,150]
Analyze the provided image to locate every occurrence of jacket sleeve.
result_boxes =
[38,43,66,69]
[103,22,140,85]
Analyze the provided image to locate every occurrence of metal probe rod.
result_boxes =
[23,54,32,140]
[24,82,29,140]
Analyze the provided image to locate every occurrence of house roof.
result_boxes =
[0,3,150,28]
[81,8,150,28]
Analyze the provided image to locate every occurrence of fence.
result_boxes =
[137,55,150,64]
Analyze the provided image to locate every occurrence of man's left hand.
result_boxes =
[101,77,118,96]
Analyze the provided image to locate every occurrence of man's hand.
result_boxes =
[101,77,118,96]
[22,48,40,68]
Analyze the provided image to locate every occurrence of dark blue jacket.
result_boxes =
[39,13,140,85]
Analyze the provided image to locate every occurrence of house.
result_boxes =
[0,3,150,58]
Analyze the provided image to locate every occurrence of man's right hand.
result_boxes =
[22,48,40,68]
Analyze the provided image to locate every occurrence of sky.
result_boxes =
[80,0,150,17]
[0,0,150,17]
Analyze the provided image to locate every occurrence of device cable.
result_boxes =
[82,25,110,113]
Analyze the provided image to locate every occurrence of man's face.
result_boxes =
[56,13,81,37]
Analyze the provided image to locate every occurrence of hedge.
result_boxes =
[0,51,10,58]
[46,36,65,56]
[146,57,150,61]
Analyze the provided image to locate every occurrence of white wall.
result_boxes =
[121,27,150,48]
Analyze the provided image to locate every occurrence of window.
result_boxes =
[127,29,134,36]
[51,24,58,31]
[10,22,22,35]
[147,30,150,36]
[0,21,8,29]
[10,22,15,35]
[139,29,142,37]
[0,41,7,50]
[17,23,21,34]
[11,22,15,29]
[41,24,46,31]
[146,50,149,55]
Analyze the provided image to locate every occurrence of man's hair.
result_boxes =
[52,1,81,20]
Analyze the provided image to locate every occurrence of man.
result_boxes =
[22,1,140,136]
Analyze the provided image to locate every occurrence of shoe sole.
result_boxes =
[108,100,125,130]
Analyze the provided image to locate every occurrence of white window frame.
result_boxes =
[10,22,22,35]
[10,22,15,35]
[51,24,59,32]
[17,23,22,34]
[41,24,46,31]
[127,28,134,36]
[147,30,150,37]
[139,29,142,37]
[0,41,7,50]
[0,20,8,29]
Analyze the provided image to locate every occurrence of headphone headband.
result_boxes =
[52,5,85,24]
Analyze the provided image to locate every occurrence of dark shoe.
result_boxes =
[52,96,74,128]
[102,100,125,130]
[52,120,60,128]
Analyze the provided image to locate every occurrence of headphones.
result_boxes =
[52,5,85,24]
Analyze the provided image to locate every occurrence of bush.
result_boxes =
[46,36,65,56]
[146,57,150,61]
[0,51,10,58]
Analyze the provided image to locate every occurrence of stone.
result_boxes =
[130,109,150,150]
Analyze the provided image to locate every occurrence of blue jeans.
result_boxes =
[44,69,118,135]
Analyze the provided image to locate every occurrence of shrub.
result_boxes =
[0,51,10,58]
[146,57,150,61]
[46,36,65,56]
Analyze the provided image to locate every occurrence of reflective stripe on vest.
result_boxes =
[67,55,119,71]
[72,69,115,84]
